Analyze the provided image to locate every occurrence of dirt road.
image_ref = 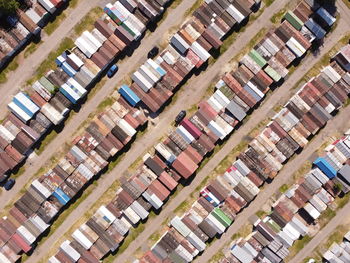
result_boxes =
[289,201,350,263]
[0,0,106,120]
[195,3,350,260]
[112,16,350,263]
[0,0,287,209]
[0,0,197,210]
[24,1,294,261]
[195,107,350,263]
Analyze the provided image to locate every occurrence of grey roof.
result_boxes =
[339,164,350,184]
[226,100,246,121]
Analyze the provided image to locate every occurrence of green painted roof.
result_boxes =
[219,85,235,100]
[267,219,281,232]
[249,49,267,68]
[39,76,55,93]
[264,66,281,82]
[121,22,136,37]
[212,208,232,227]
[284,11,304,31]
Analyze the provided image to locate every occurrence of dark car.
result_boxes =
[4,179,15,191]
[148,46,159,58]
[175,110,186,125]
[107,64,119,78]
[0,174,8,184]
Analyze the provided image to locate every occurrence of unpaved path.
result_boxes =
[0,0,103,119]
[117,4,350,262]
[0,0,194,210]
[289,201,350,263]
[24,1,293,261]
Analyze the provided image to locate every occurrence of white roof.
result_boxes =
[15,92,40,114]
[72,229,93,249]
[60,240,81,261]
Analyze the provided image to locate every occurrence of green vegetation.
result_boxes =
[170,0,183,9]
[209,251,225,263]
[231,224,253,240]
[293,161,312,180]
[305,224,349,262]
[342,0,350,9]
[279,184,289,193]
[104,224,146,263]
[97,97,115,111]
[285,235,312,261]
[336,192,350,209]
[323,225,348,249]
[174,200,191,214]
[273,104,283,113]
[44,0,81,35]
[345,98,350,107]
[318,207,336,228]
[184,0,202,17]
[229,28,268,64]
[35,130,58,155]
[45,13,67,35]
[24,41,42,58]
[149,231,162,242]
[256,210,269,218]
[38,185,95,263]
[45,0,89,35]
[74,7,104,36]
[293,33,350,90]
[153,0,185,28]
[264,0,276,7]
[0,58,19,84]
[27,37,74,85]
[11,166,26,179]
[270,8,286,24]
[208,7,267,65]
[0,0,19,14]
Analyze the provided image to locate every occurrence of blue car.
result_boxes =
[4,179,15,191]
[107,64,119,78]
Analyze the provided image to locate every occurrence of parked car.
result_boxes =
[4,179,15,191]
[148,46,159,58]
[107,64,119,78]
[0,174,8,184]
[175,110,186,125]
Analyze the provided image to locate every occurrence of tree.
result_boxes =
[0,0,19,15]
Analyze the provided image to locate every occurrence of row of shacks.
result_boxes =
[320,230,350,262]
[1,0,260,183]
[118,0,338,112]
[120,0,261,112]
[0,97,149,263]
[1,0,171,183]
[47,1,341,263]
[136,47,350,262]
[0,0,71,68]
[45,0,264,262]
[0,0,174,262]
[0,0,263,261]
[1,0,262,184]
[0,0,337,261]
[219,130,350,263]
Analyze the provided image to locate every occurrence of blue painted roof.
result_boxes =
[313,157,337,179]
[119,84,141,107]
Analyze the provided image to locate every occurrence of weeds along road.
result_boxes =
[0,0,104,119]
[289,201,350,263]
[194,108,350,263]
[112,14,350,263]
[196,3,350,261]
[24,1,293,261]
[0,0,197,210]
